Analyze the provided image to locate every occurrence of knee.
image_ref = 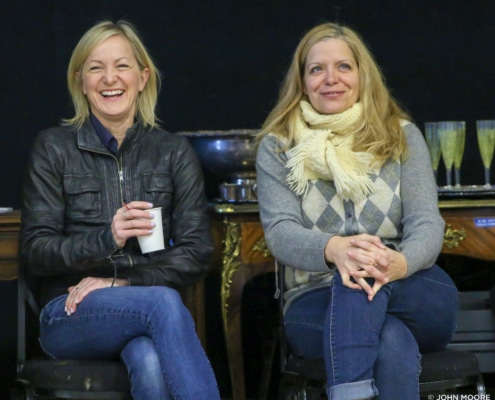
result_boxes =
[148,287,191,323]
[122,336,161,378]
[377,316,420,375]
[380,322,418,357]
[121,337,167,396]
[137,349,162,380]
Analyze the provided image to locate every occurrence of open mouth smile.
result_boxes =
[101,90,124,98]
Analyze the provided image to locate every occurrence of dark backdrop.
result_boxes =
[2,1,495,397]
[2,0,495,208]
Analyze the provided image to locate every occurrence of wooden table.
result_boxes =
[0,210,21,281]
[211,198,495,400]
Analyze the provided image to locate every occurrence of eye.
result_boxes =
[88,65,102,72]
[339,63,352,71]
[309,65,323,74]
[117,64,130,70]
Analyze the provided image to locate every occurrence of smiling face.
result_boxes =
[303,38,359,115]
[80,35,149,129]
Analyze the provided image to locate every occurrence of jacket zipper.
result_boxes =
[115,156,133,267]
[117,156,125,205]
[79,147,134,267]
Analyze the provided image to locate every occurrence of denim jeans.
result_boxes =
[39,286,220,400]
[285,265,458,400]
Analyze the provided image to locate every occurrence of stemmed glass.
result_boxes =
[425,122,441,185]
[476,120,495,188]
[438,121,458,188]
[453,121,466,188]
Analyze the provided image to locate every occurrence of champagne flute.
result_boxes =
[425,122,441,185]
[438,121,458,188]
[453,121,466,188]
[476,120,495,188]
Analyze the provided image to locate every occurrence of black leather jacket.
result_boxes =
[20,121,213,306]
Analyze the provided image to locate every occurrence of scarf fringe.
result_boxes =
[286,131,329,196]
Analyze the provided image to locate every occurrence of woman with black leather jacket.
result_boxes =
[20,20,220,400]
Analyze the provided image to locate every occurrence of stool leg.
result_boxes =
[258,328,278,400]
[476,373,486,395]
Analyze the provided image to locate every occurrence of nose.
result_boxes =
[103,67,117,84]
[324,68,338,85]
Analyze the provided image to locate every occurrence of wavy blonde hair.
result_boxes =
[257,22,409,163]
[63,20,161,129]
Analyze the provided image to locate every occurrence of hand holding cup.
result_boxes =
[112,202,164,252]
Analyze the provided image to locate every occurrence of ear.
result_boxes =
[139,68,150,92]
[75,71,87,95]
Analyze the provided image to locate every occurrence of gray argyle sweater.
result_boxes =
[256,122,444,309]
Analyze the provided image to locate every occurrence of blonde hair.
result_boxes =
[63,20,161,129]
[257,22,409,162]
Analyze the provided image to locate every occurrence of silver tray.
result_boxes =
[437,185,495,198]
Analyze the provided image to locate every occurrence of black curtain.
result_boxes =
[2,0,495,208]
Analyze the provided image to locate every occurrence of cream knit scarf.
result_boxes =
[286,100,375,202]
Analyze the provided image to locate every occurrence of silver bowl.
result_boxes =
[176,129,258,182]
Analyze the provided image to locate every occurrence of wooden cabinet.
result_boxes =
[209,204,274,400]
[0,210,21,281]
[439,199,495,260]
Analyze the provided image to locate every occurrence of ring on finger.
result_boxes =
[123,211,128,220]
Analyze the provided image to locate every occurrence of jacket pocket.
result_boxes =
[142,172,173,205]
[63,174,101,220]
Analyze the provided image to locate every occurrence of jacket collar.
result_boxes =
[77,119,143,154]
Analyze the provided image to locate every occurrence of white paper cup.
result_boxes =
[137,207,165,253]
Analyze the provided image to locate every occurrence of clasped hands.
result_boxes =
[325,233,407,301]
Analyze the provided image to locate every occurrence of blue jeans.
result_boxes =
[285,265,458,400]
[39,286,220,400]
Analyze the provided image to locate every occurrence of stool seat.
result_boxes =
[280,349,485,398]
[18,359,131,393]
[420,350,484,393]
[421,350,478,381]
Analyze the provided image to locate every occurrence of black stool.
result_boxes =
[278,346,485,399]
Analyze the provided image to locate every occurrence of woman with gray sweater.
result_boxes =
[256,22,458,400]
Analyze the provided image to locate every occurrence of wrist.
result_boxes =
[112,278,129,287]
[324,235,340,264]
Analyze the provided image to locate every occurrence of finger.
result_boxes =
[123,219,156,234]
[351,235,385,249]
[354,277,374,297]
[375,259,389,272]
[353,263,388,284]
[347,247,387,270]
[120,207,156,222]
[368,280,385,301]
[65,285,82,316]
[122,201,154,211]
[341,273,363,291]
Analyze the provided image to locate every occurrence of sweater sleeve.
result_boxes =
[399,123,444,276]
[256,135,334,271]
